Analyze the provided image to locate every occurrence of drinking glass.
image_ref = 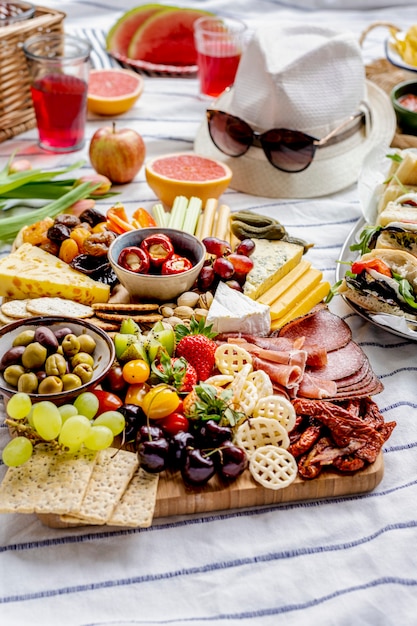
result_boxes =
[0,1,35,27]
[23,33,91,152]
[194,16,247,99]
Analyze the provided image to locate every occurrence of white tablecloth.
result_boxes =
[1,1,417,625]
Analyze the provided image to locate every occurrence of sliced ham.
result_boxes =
[252,356,303,389]
[297,372,338,399]
[228,340,308,370]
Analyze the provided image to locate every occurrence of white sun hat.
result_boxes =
[194,23,396,199]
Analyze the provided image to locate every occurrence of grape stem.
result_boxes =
[5,418,60,448]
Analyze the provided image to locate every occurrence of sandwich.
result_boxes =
[338,249,417,320]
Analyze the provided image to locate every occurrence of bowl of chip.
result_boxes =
[108,227,206,301]
[0,316,115,406]
[391,80,417,135]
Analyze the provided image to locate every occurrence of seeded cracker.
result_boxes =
[0,447,97,515]
[60,448,139,525]
[26,297,94,318]
[108,468,159,528]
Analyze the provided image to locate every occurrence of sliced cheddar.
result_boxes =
[243,239,304,301]
[258,259,311,306]
[0,243,110,305]
[270,281,331,331]
[268,268,323,321]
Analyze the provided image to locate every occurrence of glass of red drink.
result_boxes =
[194,16,247,99]
[23,33,91,152]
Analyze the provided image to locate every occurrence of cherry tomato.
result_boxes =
[157,412,189,437]
[122,359,150,384]
[351,258,392,277]
[124,382,150,407]
[90,389,123,414]
[142,384,180,420]
[101,363,128,395]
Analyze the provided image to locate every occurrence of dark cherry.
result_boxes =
[216,441,248,480]
[136,423,164,445]
[119,404,146,440]
[169,431,196,469]
[181,448,216,486]
[138,437,170,473]
[197,419,233,447]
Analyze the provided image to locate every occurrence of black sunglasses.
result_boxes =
[206,108,368,173]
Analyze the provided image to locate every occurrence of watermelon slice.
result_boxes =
[106,4,162,56]
[127,7,211,65]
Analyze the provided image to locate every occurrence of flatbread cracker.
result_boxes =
[1,299,32,319]
[0,309,15,326]
[87,317,120,332]
[0,446,97,515]
[94,311,163,323]
[26,297,94,318]
[108,468,159,528]
[60,448,139,525]
[92,302,159,312]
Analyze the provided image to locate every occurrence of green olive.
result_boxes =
[45,353,68,377]
[71,352,94,369]
[12,330,36,347]
[61,334,80,357]
[21,342,47,370]
[72,362,94,384]
[61,373,83,391]
[38,375,63,395]
[3,364,25,387]
[17,372,39,393]
[77,334,97,354]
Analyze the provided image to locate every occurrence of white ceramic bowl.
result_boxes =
[108,227,206,301]
[0,316,115,405]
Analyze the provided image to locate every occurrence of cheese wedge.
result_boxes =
[258,259,311,306]
[268,268,323,321]
[270,281,331,331]
[0,243,110,305]
[243,239,304,301]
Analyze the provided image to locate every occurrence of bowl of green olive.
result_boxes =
[0,316,115,405]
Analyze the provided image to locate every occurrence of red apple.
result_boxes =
[89,122,146,184]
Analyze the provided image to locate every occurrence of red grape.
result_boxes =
[213,257,235,279]
[202,237,232,257]
[198,265,216,290]
[227,253,254,275]
[235,238,256,256]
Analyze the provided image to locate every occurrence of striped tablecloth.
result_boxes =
[1,1,417,624]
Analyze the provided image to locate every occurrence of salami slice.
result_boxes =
[336,360,371,389]
[307,341,365,381]
[277,307,352,352]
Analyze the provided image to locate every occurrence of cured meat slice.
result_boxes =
[232,335,326,368]
[229,341,308,370]
[252,356,303,389]
[297,373,338,399]
[336,360,371,389]
[277,307,352,352]
[307,341,365,381]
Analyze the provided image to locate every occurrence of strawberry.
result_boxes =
[152,351,198,393]
[175,317,217,381]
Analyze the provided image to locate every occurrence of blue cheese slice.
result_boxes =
[206,281,270,335]
[243,239,304,300]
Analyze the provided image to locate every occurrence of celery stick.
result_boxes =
[182,196,202,234]
[168,196,188,229]
[153,203,168,227]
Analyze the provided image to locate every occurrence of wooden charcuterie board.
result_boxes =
[154,452,384,518]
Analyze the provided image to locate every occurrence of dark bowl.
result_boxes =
[391,80,417,135]
[0,316,115,405]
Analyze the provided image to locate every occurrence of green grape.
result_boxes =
[59,404,79,423]
[73,392,99,420]
[32,401,62,441]
[58,415,91,452]
[6,392,33,420]
[2,437,33,467]
[83,425,113,451]
[27,406,35,428]
[94,411,125,436]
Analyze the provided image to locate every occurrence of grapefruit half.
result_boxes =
[145,153,233,207]
[87,69,144,116]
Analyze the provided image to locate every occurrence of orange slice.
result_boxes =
[87,68,144,116]
[145,152,232,207]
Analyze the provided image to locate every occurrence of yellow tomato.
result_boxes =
[122,359,150,384]
[142,384,180,420]
[124,382,150,407]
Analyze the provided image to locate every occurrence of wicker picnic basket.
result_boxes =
[0,4,65,143]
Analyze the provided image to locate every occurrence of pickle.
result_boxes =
[231,220,287,240]
[230,210,279,228]
[282,235,314,253]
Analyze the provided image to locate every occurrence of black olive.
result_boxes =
[79,207,107,228]
[47,223,72,243]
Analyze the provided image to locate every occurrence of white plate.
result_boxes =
[385,35,417,73]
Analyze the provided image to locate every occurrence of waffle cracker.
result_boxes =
[253,396,296,432]
[249,445,297,490]
[215,343,253,376]
[234,417,290,456]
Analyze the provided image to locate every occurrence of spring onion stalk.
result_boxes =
[182,196,202,234]
[153,203,168,227]
[168,196,188,229]
[0,182,99,244]
[0,160,84,196]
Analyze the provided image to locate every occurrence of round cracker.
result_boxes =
[26,297,94,318]
[1,299,32,319]
[249,445,298,490]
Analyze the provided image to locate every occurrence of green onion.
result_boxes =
[0,182,99,244]
[182,196,202,234]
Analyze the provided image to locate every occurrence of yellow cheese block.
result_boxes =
[0,243,110,304]
[243,239,304,301]
[268,267,323,321]
[270,281,331,331]
[258,259,311,306]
